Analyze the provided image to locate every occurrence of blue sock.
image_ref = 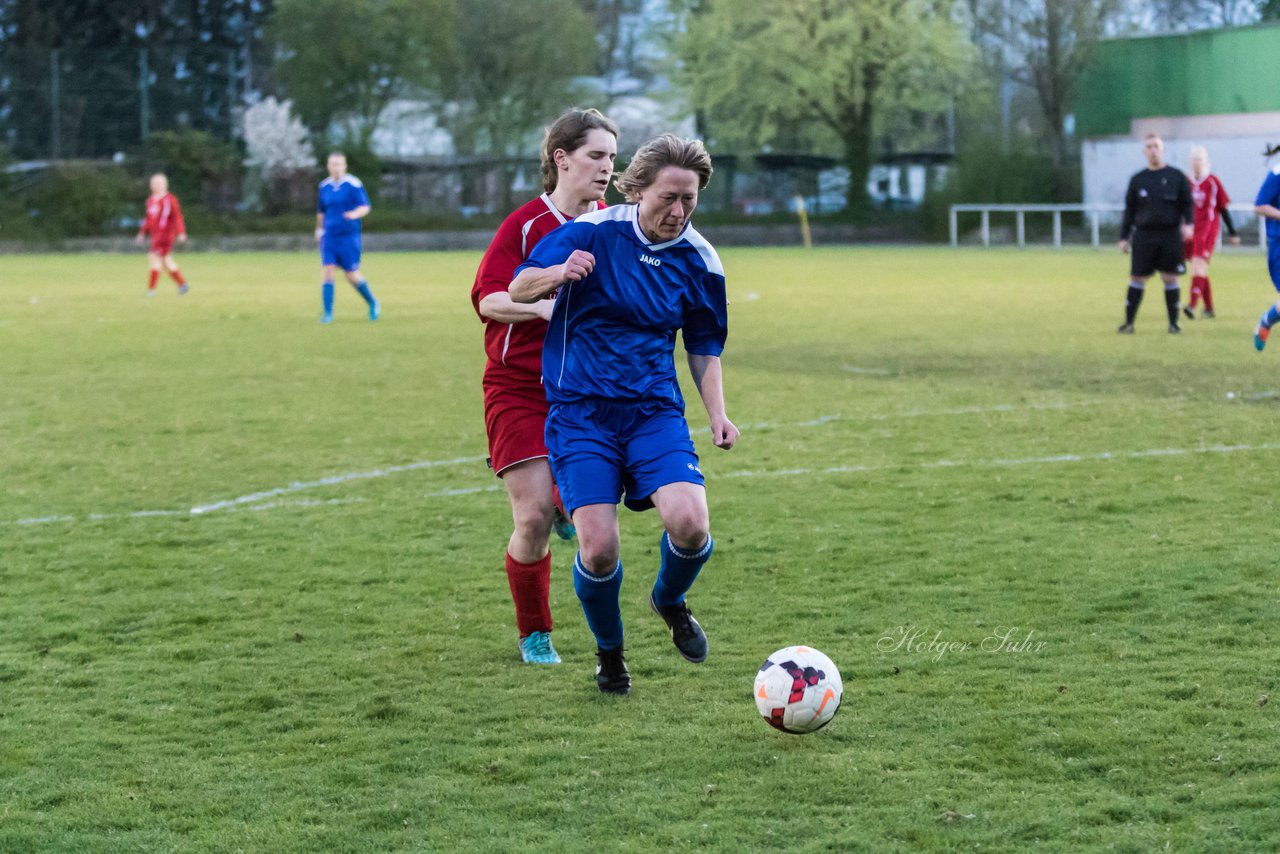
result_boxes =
[1262,306,1280,329]
[354,281,375,306]
[573,555,624,651]
[652,531,713,608]
[322,282,335,314]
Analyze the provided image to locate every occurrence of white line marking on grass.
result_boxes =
[187,455,486,515]
[842,365,893,375]
[739,399,1100,431]
[721,441,1280,481]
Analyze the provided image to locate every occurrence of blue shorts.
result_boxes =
[322,233,362,271]
[1269,237,1280,292]
[545,398,704,514]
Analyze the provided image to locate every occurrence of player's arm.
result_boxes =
[344,205,371,221]
[510,224,594,303]
[479,292,554,323]
[1179,174,1194,240]
[1256,173,1280,221]
[687,354,737,450]
[1220,207,1240,244]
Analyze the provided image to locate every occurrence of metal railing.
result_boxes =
[949,203,1266,248]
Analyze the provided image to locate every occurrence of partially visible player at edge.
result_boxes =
[511,134,738,695]
[316,152,379,323]
[1182,145,1240,321]
[1118,134,1194,334]
[470,108,618,665]
[135,173,190,296]
[1250,144,1280,351]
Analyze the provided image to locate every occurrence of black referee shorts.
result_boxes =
[1131,229,1185,278]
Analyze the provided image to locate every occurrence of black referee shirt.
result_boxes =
[1121,166,1192,239]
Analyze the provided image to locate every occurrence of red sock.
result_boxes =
[1202,277,1214,312]
[148,270,159,290]
[505,551,552,637]
[168,268,186,286]
[1189,275,1206,309]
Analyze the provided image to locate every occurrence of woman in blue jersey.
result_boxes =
[1251,144,1280,351]
[509,134,738,695]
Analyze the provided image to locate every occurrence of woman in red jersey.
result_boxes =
[470,108,618,664]
[1183,145,1239,319]
[135,173,191,296]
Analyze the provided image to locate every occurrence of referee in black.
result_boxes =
[1118,133,1194,334]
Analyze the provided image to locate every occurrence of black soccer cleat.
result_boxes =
[1117,323,1135,334]
[1182,306,1195,320]
[595,647,631,695]
[1203,309,1216,319]
[649,593,708,663]
[1168,323,1181,334]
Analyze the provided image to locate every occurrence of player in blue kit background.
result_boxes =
[510,134,738,695]
[1250,144,1280,351]
[316,151,379,323]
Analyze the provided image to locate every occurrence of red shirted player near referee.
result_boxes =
[1183,145,1239,320]
[135,173,190,296]
[470,108,617,665]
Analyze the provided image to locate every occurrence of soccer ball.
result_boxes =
[753,645,843,734]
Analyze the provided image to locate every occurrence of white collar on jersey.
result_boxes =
[539,193,568,226]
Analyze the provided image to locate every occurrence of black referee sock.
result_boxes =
[1125,284,1144,325]
[1164,285,1180,325]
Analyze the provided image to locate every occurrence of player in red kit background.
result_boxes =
[470,108,618,665]
[1183,145,1239,320]
[135,173,190,296]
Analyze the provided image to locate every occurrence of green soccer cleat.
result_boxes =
[1255,326,1269,352]
[551,505,576,541]
[519,631,561,665]
[369,298,381,321]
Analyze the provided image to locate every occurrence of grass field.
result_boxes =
[3,246,1279,852]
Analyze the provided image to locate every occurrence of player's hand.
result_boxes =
[314,228,324,241]
[135,234,145,246]
[1181,224,1194,241]
[559,250,595,283]
[709,415,738,450]
[177,233,187,245]
[1229,235,1242,247]
[344,212,356,220]
[1118,239,1130,254]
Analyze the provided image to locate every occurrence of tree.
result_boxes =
[439,0,596,211]
[242,96,315,213]
[270,0,453,146]
[994,0,1126,169]
[676,0,975,217]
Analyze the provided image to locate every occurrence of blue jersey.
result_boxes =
[517,204,727,407]
[318,175,370,237]
[1256,166,1280,241]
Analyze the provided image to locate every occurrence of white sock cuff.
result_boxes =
[575,555,620,584]
[665,532,713,560]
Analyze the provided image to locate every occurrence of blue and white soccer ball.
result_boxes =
[753,645,843,734]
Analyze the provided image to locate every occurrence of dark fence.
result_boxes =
[1,46,252,160]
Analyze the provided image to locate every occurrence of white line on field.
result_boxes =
[187,455,486,515]
[841,365,893,375]
[721,441,1280,481]
[738,399,1099,431]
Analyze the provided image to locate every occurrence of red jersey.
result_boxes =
[139,192,186,242]
[1190,174,1229,239]
[471,194,605,381]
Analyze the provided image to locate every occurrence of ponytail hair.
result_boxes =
[1265,143,1280,157]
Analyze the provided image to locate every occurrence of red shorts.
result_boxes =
[151,238,175,256]
[483,366,549,478]
[1184,230,1218,262]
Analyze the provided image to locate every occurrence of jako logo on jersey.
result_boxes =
[687,462,702,474]
[640,253,661,267]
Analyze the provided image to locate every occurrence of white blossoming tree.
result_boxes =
[241,96,316,213]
